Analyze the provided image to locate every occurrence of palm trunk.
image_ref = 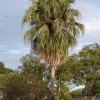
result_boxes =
[58,77,61,100]
[50,62,55,100]
[90,95,96,100]
[2,90,5,100]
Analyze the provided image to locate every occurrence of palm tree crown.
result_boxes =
[23,0,84,66]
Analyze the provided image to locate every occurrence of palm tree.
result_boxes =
[23,0,84,99]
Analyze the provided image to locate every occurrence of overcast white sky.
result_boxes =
[0,0,100,69]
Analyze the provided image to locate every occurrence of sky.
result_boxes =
[0,0,100,69]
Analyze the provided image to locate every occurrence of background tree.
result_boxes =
[67,43,100,100]
[55,43,100,100]
[0,61,12,74]
[3,73,50,100]
[71,89,83,99]
[79,43,100,100]
[0,61,13,100]
[0,59,50,100]
[55,62,73,100]
[20,52,47,81]
[23,0,84,99]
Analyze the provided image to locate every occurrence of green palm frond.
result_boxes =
[22,4,40,25]
[24,27,36,43]
[75,22,84,34]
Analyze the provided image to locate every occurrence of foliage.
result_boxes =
[20,52,47,81]
[56,85,72,100]
[71,89,83,98]
[56,54,85,86]
[56,43,100,99]
[79,43,100,96]
[1,73,50,100]
[0,58,50,100]
[0,61,12,74]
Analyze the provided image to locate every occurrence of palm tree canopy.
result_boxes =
[23,0,84,65]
